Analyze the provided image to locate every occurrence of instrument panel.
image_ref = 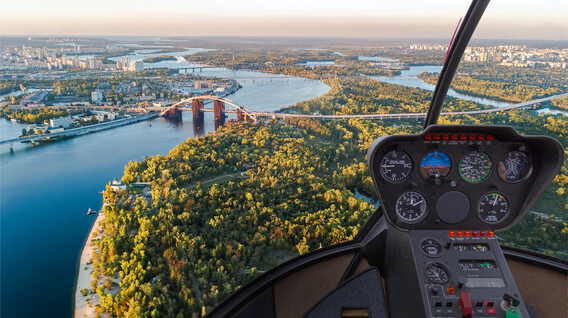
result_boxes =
[367,125,563,231]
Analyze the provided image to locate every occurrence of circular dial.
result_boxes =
[420,151,451,179]
[459,151,492,183]
[498,151,531,183]
[425,264,449,284]
[421,239,442,257]
[478,193,509,224]
[379,150,413,183]
[395,191,428,224]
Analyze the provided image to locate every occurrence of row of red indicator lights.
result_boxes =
[448,230,494,238]
[424,134,494,142]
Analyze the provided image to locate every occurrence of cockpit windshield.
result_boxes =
[0,1,567,317]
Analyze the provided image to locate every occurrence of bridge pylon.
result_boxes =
[192,99,204,120]
[214,100,226,122]
[237,108,245,122]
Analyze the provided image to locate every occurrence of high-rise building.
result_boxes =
[130,60,144,72]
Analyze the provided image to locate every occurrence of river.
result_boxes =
[0,48,329,318]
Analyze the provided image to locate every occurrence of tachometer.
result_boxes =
[379,150,413,183]
[477,193,509,224]
[395,191,428,224]
[498,151,531,183]
[420,151,451,179]
[459,151,491,183]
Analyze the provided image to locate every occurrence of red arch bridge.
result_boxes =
[148,96,257,123]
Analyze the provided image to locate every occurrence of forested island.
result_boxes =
[0,106,68,124]
[87,62,568,315]
[417,72,564,103]
[142,55,177,63]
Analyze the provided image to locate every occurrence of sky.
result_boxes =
[1,0,567,40]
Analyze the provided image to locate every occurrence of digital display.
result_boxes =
[466,277,505,288]
[458,260,496,271]
[453,244,490,252]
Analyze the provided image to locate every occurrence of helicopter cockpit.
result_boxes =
[206,0,567,317]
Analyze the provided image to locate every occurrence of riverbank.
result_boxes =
[74,211,106,318]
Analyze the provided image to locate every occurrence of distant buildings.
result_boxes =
[408,44,568,69]
[463,46,567,69]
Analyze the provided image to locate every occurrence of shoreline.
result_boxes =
[73,210,106,318]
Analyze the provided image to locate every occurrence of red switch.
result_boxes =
[485,301,497,315]
[459,292,473,317]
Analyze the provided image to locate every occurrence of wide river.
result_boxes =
[0,49,563,317]
[0,48,329,318]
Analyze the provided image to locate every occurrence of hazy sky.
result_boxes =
[1,0,567,40]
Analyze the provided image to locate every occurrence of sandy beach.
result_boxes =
[73,211,105,318]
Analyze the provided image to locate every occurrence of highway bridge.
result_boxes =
[157,92,568,122]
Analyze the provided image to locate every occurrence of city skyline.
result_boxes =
[1,0,567,40]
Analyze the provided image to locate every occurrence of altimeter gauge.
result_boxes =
[478,193,509,224]
[459,151,491,183]
[425,263,450,285]
[380,150,413,183]
[395,191,428,224]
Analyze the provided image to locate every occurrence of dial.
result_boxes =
[395,191,428,224]
[420,151,451,179]
[459,151,491,183]
[498,151,531,183]
[421,239,442,257]
[425,264,449,285]
[478,193,509,224]
[379,150,413,183]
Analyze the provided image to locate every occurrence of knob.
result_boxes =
[431,286,439,296]
[458,276,467,289]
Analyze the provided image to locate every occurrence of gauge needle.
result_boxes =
[412,200,424,206]
[382,165,394,168]
[492,197,498,206]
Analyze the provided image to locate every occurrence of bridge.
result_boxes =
[155,92,568,122]
[177,66,214,73]
[153,95,257,123]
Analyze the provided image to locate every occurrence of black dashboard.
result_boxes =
[367,125,563,232]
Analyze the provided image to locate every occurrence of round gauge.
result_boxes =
[425,263,450,285]
[459,151,492,183]
[498,151,531,183]
[478,193,509,224]
[395,191,428,224]
[421,239,442,257]
[379,150,413,183]
[420,151,451,179]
